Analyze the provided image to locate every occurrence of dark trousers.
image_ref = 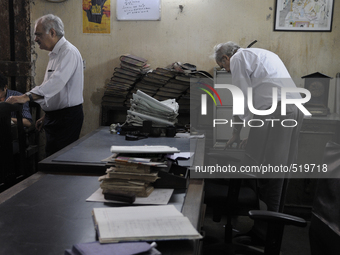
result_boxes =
[44,104,84,157]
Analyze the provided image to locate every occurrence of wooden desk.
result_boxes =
[0,173,204,255]
[1,127,205,255]
[39,126,200,174]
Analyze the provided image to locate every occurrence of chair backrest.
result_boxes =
[28,101,41,126]
[309,141,340,254]
[312,141,340,231]
[27,101,41,143]
[24,102,42,174]
[0,102,26,191]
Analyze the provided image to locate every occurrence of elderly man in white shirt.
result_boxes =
[213,41,304,244]
[7,14,84,156]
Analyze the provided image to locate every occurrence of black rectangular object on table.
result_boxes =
[154,162,189,189]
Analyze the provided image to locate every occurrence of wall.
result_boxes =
[30,0,340,136]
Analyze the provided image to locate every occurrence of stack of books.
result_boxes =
[173,74,199,111]
[99,156,167,197]
[131,68,177,98]
[133,66,209,110]
[147,62,195,103]
[102,54,150,108]
[153,74,192,102]
[101,57,213,123]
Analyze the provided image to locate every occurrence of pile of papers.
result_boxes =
[126,90,179,127]
[99,155,168,198]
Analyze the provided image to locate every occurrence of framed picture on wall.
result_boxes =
[274,0,334,32]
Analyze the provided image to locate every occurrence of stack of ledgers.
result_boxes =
[101,54,150,108]
[131,62,212,111]
[166,63,214,111]
[132,67,177,98]
[126,90,179,127]
[99,155,167,197]
[130,65,194,103]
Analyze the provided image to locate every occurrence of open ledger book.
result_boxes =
[92,205,202,243]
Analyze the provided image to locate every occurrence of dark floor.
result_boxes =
[202,207,311,255]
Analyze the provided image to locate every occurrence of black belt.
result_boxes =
[45,104,82,116]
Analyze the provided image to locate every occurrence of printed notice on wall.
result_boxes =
[83,0,111,33]
[116,0,161,21]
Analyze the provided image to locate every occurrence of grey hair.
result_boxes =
[36,14,64,37]
[212,41,240,63]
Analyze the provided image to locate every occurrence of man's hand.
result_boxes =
[239,138,248,149]
[226,133,241,148]
[6,94,29,104]
[227,116,244,149]
[35,115,45,132]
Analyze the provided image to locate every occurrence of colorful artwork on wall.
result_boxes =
[83,0,111,34]
[274,0,334,32]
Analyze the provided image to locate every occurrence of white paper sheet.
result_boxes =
[92,205,202,243]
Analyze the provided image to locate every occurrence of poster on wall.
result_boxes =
[274,0,334,32]
[83,0,111,33]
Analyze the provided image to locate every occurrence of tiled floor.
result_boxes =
[202,207,311,255]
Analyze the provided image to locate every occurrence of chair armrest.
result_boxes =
[249,210,307,227]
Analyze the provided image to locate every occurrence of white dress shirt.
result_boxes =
[230,48,301,121]
[31,37,84,111]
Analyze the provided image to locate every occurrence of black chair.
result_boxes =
[204,152,260,244]
[204,121,272,243]
[204,172,306,254]
[0,102,26,191]
[25,101,41,173]
[204,110,305,253]
[235,210,307,255]
[203,148,293,255]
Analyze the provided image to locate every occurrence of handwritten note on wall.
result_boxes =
[116,0,161,20]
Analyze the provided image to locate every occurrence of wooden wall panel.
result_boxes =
[0,1,11,61]
[0,0,31,93]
